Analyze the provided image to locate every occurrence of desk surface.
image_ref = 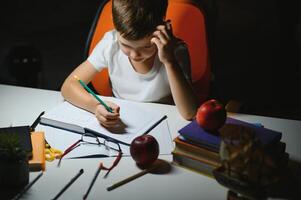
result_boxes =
[1,84,301,200]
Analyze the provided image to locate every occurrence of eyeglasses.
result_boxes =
[58,133,123,175]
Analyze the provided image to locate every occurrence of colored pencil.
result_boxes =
[12,172,43,200]
[51,169,84,200]
[107,164,157,191]
[74,75,113,112]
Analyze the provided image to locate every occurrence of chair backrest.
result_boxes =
[85,0,210,101]
[85,0,114,96]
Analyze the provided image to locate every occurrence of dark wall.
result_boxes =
[0,0,300,120]
[0,0,100,90]
[199,0,301,119]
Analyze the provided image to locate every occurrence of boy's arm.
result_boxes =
[151,23,199,120]
[164,58,199,120]
[61,60,102,114]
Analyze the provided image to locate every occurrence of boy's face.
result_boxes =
[117,32,157,63]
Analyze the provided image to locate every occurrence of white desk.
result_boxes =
[1,84,301,200]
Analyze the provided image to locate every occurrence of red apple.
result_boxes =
[130,135,159,168]
[196,99,227,131]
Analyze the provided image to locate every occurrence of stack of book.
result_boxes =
[172,117,288,177]
[172,135,220,177]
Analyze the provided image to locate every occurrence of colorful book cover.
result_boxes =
[178,117,282,152]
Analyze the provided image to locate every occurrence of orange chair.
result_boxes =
[84,0,211,103]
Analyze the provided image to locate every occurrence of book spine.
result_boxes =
[175,139,220,163]
[173,148,220,166]
[172,151,219,178]
[178,135,220,153]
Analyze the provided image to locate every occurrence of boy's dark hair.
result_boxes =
[112,0,168,40]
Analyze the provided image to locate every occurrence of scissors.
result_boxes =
[45,140,62,161]
[30,111,62,161]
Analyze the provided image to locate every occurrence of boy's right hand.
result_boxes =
[94,101,120,128]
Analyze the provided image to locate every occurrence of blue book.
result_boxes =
[178,117,282,152]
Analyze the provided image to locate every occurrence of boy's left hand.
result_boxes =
[151,20,176,65]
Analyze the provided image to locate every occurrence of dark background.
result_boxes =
[0,0,300,120]
[0,0,99,90]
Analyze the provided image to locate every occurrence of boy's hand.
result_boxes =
[95,101,120,128]
[151,20,176,65]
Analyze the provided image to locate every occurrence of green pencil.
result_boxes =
[74,75,113,112]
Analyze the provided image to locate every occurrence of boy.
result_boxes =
[61,0,199,128]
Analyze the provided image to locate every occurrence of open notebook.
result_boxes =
[40,99,167,145]
[40,119,173,158]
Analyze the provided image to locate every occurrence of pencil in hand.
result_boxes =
[73,75,113,113]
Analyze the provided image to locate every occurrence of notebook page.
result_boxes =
[40,102,95,133]
[85,98,165,144]
[41,98,165,144]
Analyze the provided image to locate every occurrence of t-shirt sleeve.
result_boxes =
[87,32,112,71]
[174,41,192,82]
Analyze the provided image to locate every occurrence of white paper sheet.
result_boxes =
[40,99,166,145]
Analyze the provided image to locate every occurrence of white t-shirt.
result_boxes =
[88,30,191,103]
